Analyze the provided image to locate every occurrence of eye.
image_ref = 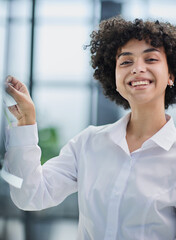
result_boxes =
[120,60,133,66]
[146,58,158,62]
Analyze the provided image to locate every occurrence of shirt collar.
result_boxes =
[98,112,176,152]
[149,114,176,151]
[97,113,130,154]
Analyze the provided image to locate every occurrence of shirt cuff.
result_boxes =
[6,123,39,149]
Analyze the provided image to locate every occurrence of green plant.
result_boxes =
[38,127,60,165]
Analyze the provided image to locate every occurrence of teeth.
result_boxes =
[131,80,150,87]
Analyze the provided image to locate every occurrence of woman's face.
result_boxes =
[115,39,174,109]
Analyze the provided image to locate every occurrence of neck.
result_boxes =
[127,103,167,139]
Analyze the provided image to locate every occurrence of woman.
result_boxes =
[5,17,176,239]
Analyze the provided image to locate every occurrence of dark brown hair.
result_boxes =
[89,16,176,109]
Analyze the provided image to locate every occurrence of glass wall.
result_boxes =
[0,1,7,164]
[122,0,176,22]
[1,0,98,150]
[33,0,94,149]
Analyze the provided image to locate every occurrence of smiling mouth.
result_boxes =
[128,80,153,87]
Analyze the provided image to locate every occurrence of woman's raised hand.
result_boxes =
[5,76,36,126]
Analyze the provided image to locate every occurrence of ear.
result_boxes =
[168,73,175,86]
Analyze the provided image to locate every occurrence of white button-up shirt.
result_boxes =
[4,113,176,240]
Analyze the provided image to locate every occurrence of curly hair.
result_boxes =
[89,16,176,109]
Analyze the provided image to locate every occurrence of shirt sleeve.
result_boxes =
[4,123,88,211]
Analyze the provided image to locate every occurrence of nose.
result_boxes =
[131,60,146,74]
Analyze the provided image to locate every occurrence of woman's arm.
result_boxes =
[5,126,78,210]
[4,76,78,210]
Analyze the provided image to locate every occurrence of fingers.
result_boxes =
[5,76,30,103]
[6,82,24,103]
[5,75,29,95]
[6,75,22,88]
[8,105,20,119]
[5,75,36,126]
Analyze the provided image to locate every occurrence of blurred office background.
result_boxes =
[1,0,176,239]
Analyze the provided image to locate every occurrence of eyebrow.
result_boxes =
[117,48,160,59]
